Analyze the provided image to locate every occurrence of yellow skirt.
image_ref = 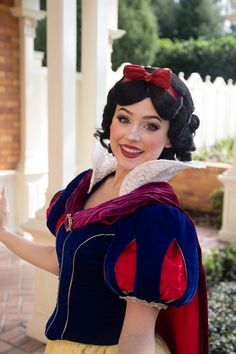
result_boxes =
[45,336,171,354]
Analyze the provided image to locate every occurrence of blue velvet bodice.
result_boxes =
[45,221,126,345]
[45,171,199,346]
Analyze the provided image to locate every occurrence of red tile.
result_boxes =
[5,314,29,322]
[21,301,34,314]
[18,336,43,351]
[3,349,27,354]
[0,339,13,352]
[1,321,23,332]
[33,345,46,353]
[0,325,25,341]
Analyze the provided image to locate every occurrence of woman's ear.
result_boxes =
[165,139,172,148]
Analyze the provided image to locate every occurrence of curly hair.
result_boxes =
[95,66,200,161]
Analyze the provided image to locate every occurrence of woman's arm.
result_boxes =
[0,230,59,275]
[0,187,59,275]
[118,301,159,354]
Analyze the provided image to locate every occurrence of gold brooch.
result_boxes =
[65,213,73,232]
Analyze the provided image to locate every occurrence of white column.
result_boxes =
[77,0,124,171]
[47,0,77,194]
[218,130,236,241]
[24,0,77,342]
[10,1,46,231]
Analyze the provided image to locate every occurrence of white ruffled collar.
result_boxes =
[88,142,204,196]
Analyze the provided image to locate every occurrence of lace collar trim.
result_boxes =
[88,142,204,196]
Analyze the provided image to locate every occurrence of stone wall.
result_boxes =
[0,1,20,170]
[170,162,230,212]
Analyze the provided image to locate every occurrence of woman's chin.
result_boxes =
[116,157,146,173]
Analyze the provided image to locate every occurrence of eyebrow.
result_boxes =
[118,107,162,122]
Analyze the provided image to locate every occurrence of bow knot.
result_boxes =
[144,73,152,82]
[122,64,179,99]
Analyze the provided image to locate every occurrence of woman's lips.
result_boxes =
[120,144,143,158]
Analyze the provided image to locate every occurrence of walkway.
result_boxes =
[0,226,227,353]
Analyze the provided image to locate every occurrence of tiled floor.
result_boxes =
[0,242,46,354]
[0,226,227,353]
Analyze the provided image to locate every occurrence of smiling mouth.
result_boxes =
[120,145,144,158]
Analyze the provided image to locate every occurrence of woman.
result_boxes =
[0,64,209,354]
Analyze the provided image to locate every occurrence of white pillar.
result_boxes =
[218,130,236,241]
[10,1,46,232]
[77,0,124,171]
[46,0,77,193]
[24,0,77,342]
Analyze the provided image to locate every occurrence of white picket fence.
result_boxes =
[111,65,236,149]
[179,72,236,149]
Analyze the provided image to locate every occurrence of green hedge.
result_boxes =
[203,241,236,352]
[154,36,236,83]
[192,137,234,163]
[208,281,236,354]
[203,241,236,288]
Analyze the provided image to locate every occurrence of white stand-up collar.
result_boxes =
[88,142,204,196]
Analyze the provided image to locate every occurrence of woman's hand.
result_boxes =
[0,186,9,232]
[0,187,59,275]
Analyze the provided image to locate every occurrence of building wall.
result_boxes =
[170,162,229,212]
[0,0,20,170]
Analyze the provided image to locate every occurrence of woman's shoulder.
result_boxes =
[52,169,91,202]
[118,202,193,231]
[46,169,92,236]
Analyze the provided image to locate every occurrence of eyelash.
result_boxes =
[116,116,160,132]
[117,116,129,124]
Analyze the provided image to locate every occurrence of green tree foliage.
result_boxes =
[112,0,158,70]
[35,19,46,52]
[150,0,178,39]
[76,0,81,72]
[176,0,223,39]
[155,36,236,82]
[40,0,46,10]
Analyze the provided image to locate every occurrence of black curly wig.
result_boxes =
[95,66,200,161]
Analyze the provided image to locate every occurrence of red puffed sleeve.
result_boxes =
[104,204,199,309]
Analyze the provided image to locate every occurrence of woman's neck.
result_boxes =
[109,166,131,191]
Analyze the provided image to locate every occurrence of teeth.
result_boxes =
[122,146,142,154]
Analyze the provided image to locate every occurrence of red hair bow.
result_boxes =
[123,64,179,99]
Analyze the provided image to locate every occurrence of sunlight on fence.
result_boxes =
[179,72,236,149]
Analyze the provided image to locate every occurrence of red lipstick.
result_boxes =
[120,144,143,158]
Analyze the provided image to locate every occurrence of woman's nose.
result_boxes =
[127,125,141,141]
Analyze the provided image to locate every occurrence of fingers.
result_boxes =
[0,186,8,206]
[0,186,9,227]
[1,186,6,204]
[0,187,3,203]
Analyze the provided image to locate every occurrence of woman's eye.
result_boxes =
[144,123,160,131]
[117,116,129,124]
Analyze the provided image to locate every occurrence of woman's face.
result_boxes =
[109,97,171,173]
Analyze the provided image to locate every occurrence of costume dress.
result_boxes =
[44,151,209,354]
